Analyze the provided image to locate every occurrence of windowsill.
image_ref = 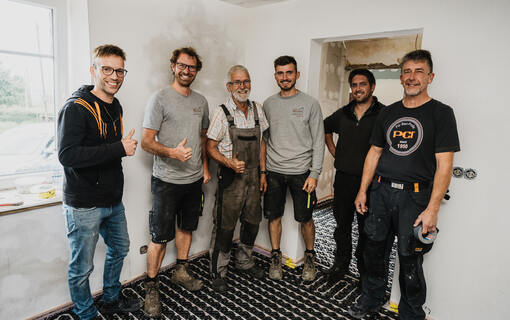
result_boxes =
[0,188,62,216]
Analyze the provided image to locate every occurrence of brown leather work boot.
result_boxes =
[269,251,283,280]
[144,279,161,317]
[302,251,317,281]
[170,263,203,291]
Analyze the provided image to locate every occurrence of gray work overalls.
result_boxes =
[209,102,262,278]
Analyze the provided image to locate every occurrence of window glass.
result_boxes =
[0,1,53,55]
[0,1,60,177]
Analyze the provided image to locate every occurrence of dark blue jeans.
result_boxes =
[64,202,130,320]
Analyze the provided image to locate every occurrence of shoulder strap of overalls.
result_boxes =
[251,101,260,127]
[220,104,236,128]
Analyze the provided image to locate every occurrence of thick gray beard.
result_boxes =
[233,90,250,103]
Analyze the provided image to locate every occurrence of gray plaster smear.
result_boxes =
[145,0,243,107]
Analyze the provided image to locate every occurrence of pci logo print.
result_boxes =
[386,117,423,156]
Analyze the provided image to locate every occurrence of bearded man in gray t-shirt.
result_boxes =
[141,47,210,317]
[263,55,325,283]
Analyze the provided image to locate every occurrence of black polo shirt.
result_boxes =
[324,97,384,176]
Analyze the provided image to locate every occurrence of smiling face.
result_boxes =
[171,53,198,88]
[400,59,434,98]
[350,74,375,104]
[274,63,300,92]
[90,55,125,99]
[228,70,251,103]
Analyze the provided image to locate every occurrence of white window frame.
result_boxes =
[0,0,69,211]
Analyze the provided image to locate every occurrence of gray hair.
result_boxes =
[227,65,250,82]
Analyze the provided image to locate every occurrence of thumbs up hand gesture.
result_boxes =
[228,152,245,173]
[173,138,193,162]
[122,129,138,156]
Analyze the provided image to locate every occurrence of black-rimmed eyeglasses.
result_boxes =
[95,64,128,77]
[229,80,251,86]
[175,62,198,72]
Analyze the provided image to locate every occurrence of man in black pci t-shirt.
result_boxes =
[348,50,460,320]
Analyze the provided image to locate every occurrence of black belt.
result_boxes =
[376,176,430,192]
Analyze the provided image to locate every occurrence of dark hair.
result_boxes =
[274,55,297,70]
[93,44,126,60]
[401,49,433,73]
[170,47,202,71]
[348,69,375,86]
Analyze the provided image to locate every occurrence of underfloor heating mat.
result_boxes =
[41,201,398,320]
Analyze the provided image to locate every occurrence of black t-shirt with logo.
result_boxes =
[370,99,460,183]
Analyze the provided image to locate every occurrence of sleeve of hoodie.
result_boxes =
[57,101,126,168]
[309,99,325,180]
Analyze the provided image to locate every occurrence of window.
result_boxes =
[0,0,62,179]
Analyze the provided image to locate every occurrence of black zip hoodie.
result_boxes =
[324,96,384,176]
[57,85,126,208]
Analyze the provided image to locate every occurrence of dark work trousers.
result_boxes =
[209,103,262,278]
[361,180,432,320]
[332,171,366,275]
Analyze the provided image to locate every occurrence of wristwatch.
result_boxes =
[260,170,267,175]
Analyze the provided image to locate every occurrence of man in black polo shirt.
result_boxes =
[323,69,384,284]
[349,50,460,320]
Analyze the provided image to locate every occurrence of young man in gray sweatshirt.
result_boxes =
[263,55,325,281]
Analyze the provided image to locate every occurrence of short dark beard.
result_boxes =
[278,82,295,91]
[174,76,193,88]
[355,95,371,104]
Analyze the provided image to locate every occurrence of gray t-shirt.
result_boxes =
[263,91,325,179]
[143,86,209,184]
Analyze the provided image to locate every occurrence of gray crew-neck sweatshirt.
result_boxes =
[263,91,325,179]
[143,86,209,184]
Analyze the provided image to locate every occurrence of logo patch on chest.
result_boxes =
[292,107,304,118]
[192,107,202,115]
[386,117,423,156]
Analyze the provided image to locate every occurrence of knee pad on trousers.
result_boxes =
[214,228,235,253]
[399,255,422,297]
[240,222,259,246]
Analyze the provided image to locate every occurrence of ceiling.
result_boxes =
[218,0,290,8]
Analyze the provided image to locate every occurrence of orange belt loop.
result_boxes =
[378,176,381,183]
[414,182,419,193]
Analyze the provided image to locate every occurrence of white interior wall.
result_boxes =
[86,0,250,299]
[3,0,510,319]
[1,1,249,319]
[242,0,510,319]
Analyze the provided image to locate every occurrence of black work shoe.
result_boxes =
[237,265,264,279]
[348,300,384,319]
[327,271,347,284]
[324,261,343,274]
[99,293,143,315]
[326,265,348,284]
[211,277,227,293]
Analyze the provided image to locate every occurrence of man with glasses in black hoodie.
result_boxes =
[58,44,141,320]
